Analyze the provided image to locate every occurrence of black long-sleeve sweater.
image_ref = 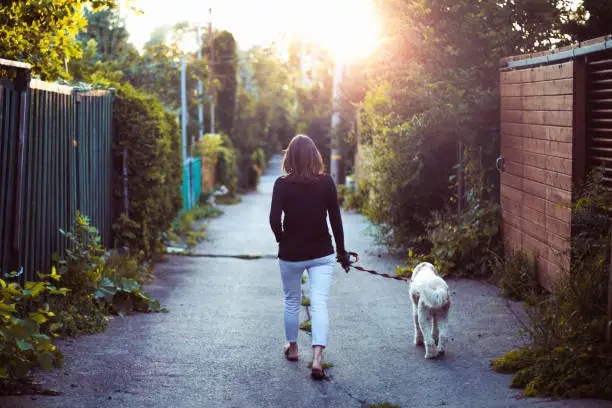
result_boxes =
[269,174,346,262]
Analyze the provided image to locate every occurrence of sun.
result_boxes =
[297,0,380,62]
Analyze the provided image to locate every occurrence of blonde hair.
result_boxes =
[282,134,325,182]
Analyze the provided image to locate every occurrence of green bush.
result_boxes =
[252,147,267,171]
[489,249,540,301]
[52,212,166,335]
[215,134,239,196]
[111,82,183,261]
[0,268,68,385]
[343,182,371,213]
[398,157,500,278]
[491,169,612,400]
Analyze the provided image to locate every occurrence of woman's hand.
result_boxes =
[336,251,352,273]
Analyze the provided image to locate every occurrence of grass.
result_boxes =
[215,194,242,205]
[307,361,334,369]
[299,321,311,332]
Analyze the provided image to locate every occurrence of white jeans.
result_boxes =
[279,254,335,347]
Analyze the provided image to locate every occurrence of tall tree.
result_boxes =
[211,31,238,137]
[0,0,115,80]
[69,6,140,85]
[562,0,612,41]
[357,0,568,248]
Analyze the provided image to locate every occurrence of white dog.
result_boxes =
[409,262,451,359]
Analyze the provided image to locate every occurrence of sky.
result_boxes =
[122,0,380,57]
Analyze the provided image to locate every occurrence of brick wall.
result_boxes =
[500,62,574,291]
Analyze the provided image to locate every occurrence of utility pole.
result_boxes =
[181,55,188,164]
[196,25,204,141]
[181,55,192,209]
[330,57,343,185]
[208,7,215,135]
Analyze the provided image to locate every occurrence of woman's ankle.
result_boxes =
[312,345,324,365]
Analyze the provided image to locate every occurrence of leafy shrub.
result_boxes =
[51,211,109,336]
[251,147,267,171]
[344,182,371,212]
[215,194,242,206]
[399,157,500,278]
[489,249,540,301]
[51,212,167,336]
[196,133,223,159]
[246,147,268,189]
[491,169,612,400]
[0,268,68,385]
[336,184,347,206]
[191,204,223,221]
[168,203,222,249]
[112,82,183,261]
[215,134,239,196]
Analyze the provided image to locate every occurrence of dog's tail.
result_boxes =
[421,286,450,309]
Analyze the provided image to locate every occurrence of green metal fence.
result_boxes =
[0,61,114,282]
[182,157,202,212]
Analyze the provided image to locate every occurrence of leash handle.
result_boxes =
[348,251,359,265]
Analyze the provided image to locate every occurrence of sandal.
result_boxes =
[283,345,298,361]
[311,366,326,380]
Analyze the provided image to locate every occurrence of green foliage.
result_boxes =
[299,321,312,332]
[307,361,334,369]
[252,148,267,171]
[69,6,140,85]
[366,403,401,408]
[0,0,115,80]
[215,195,242,206]
[215,134,240,196]
[168,202,222,249]
[339,181,371,212]
[53,212,167,335]
[211,31,238,136]
[301,298,311,307]
[191,204,223,221]
[196,133,223,160]
[111,82,183,261]
[562,1,612,42]
[356,0,572,250]
[489,250,540,301]
[492,169,612,400]
[0,269,67,384]
[398,157,500,278]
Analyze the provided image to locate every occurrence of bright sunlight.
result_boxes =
[125,0,380,60]
[297,0,381,60]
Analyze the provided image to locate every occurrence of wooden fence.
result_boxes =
[0,60,114,282]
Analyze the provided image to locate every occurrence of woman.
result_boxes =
[269,134,351,380]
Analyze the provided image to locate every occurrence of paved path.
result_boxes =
[2,156,610,408]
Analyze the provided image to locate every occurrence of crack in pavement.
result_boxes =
[169,253,278,260]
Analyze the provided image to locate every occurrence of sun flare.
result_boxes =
[296,0,380,61]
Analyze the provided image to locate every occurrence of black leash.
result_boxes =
[346,252,411,282]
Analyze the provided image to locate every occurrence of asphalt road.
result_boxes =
[1,155,610,408]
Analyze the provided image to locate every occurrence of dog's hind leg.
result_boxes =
[417,301,436,359]
[435,307,449,357]
[411,293,423,346]
[432,315,439,345]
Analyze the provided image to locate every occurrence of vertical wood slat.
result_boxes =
[0,87,17,274]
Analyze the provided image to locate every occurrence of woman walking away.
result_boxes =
[269,134,351,380]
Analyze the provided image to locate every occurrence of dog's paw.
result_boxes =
[436,350,445,357]
[424,344,437,359]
